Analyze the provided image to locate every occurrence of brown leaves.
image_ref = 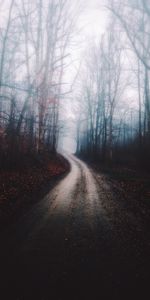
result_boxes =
[0,154,69,230]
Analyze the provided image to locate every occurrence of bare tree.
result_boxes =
[0,0,80,166]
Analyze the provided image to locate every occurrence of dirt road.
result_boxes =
[0,155,150,299]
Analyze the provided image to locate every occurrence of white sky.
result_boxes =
[59,0,108,153]
[80,0,107,36]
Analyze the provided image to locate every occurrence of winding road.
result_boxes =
[0,155,150,300]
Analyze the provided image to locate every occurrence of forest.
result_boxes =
[1,1,150,299]
[0,0,78,168]
[76,0,150,170]
[0,0,150,170]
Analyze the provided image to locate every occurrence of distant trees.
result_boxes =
[0,0,78,167]
[107,0,150,165]
[76,0,150,168]
[76,19,125,163]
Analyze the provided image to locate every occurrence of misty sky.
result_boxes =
[81,0,107,36]
[59,0,108,153]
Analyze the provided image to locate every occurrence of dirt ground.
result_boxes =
[0,154,150,300]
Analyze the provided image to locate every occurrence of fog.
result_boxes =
[59,0,108,153]
[0,0,150,167]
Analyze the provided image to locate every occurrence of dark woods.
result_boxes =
[76,0,150,170]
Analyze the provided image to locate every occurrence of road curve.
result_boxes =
[0,154,150,300]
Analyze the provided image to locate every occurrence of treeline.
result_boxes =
[76,0,150,169]
[0,0,77,168]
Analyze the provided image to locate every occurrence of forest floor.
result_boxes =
[91,163,150,215]
[0,153,70,231]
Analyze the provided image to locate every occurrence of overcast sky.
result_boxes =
[81,0,107,36]
[59,0,108,153]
